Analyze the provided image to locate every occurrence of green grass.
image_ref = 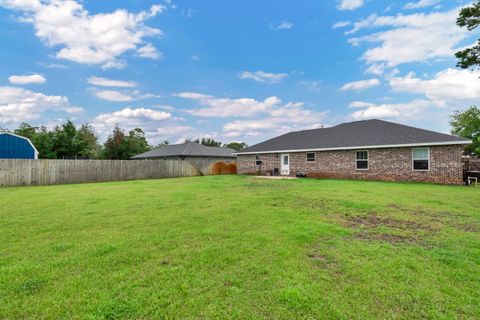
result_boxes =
[0,176,479,319]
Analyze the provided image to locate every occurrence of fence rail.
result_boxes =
[0,159,202,187]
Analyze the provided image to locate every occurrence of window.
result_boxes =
[412,148,429,171]
[255,155,262,166]
[356,150,368,170]
[283,155,289,165]
[306,152,316,162]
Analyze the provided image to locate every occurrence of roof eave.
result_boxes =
[234,140,472,155]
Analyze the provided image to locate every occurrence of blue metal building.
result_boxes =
[0,132,38,159]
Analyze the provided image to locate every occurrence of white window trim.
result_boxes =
[412,147,430,171]
[356,150,369,171]
[255,155,261,166]
[306,152,316,163]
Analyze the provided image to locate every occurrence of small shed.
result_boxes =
[131,142,236,175]
[0,132,38,159]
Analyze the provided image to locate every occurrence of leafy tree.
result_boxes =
[193,137,222,147]
[14,123,56,159]
[31,127,56,159]
[223,142,248,151]
[125,128,150,158]
[102,126,151,159]
[77,124,100,159]
[13,120,100,159]
[152,140,170,149]
[450,106,480,156]
[456,1,480,69]
[52,120,82,159]
[103,125,127,159]
[14,123,37,140]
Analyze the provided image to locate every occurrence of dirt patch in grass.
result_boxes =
[307,252,327,261]
[342,214,434,231]
[455,224,480,233]
[354,231,415,244]
[307,249,343,276]
[332,213,439,246]
[387,204,480,233]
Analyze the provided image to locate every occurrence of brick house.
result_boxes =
[235,119,471,184]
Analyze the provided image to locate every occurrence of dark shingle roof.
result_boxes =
[237,119,470,154]
[131,142,235,159]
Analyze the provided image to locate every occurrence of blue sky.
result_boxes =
[0,0,478,145]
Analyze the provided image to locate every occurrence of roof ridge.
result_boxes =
[181,142,194,155]
[285,119,385,134]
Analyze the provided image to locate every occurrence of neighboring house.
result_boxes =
[131,142,237,175]
[0,132,38,159]
[235,119,472,184]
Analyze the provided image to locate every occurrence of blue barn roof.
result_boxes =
[0,132,38,159]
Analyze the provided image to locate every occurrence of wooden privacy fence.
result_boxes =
[462,158,480,171]
[0,159,202,187]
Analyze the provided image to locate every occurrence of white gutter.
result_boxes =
[234,140,472,155]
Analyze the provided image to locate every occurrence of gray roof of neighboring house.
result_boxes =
[236,119,471,154]
[131,142,236,159]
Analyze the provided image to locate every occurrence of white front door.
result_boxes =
[281,154,290,175]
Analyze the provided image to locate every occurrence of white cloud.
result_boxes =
[156,125,195,136]
[87,76,137,88]
[94,90,134,102]
[175,91,327,139]
[101,61,127,70]
[404,0,440,10]
[347,8,469,68]
[0,86,82,124]
[332,21,351,29]
[90,107,206,144]
[223,119,276,133]
[175,92,281,117]
[364,63,386,75]
[0,0,41,10]
[37,62,67,69]
[350,68,480,123]
[92,89,160,102]
[137,42,163,59]
[0,0,165,67]
[152,104,174,111]
[239,70,288,84]
[273,21,293,30]
[349,101,376,108]
[8,74,46,84]
[389,68,480,104]
[92,107,171,132]
[337,0,364,11]
[349,99,434,120]
[341,78,380,91]
[223,103,327,138]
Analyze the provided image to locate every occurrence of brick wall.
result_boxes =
[237,145,465,184]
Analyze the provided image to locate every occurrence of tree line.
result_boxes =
[1,121,248,160]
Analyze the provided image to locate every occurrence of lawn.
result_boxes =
[0,175,479,319]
